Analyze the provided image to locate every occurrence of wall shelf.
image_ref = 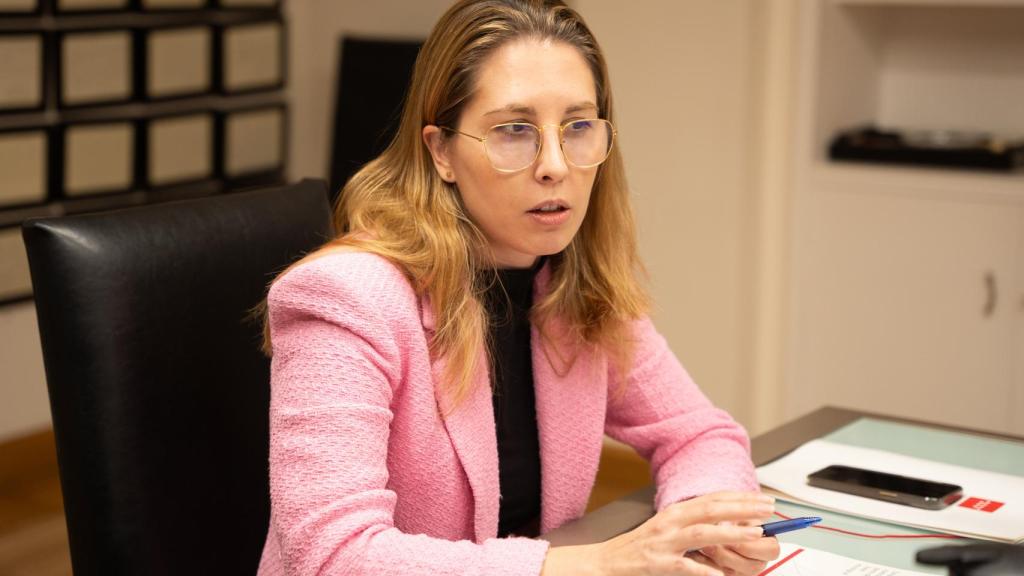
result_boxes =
[811,1,1024,175]
[811,162,1024,205]
[787,0,1024,436]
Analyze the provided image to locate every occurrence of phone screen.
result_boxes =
[812,465,959,498]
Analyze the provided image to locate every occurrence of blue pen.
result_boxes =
[760,516,822,537]
[685,516,824,555]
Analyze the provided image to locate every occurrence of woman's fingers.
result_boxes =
[700,544,770,576]
[594,492,776,576]
[728,536,782,563]
[680,554,726,576]
[686,551,729,576]
[668,498,776,528]
[677,523,766,552]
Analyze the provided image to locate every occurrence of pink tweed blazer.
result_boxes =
[257,251,757,576]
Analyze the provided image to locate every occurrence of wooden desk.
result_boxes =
[545,406,1024,547]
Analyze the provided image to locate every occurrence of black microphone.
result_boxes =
[917,543,1024,576]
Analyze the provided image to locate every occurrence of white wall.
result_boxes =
[281,0,792,430]
[284,0,784,429]
[284,0,454,185]
[574,0,781,429]
[1,1,793,442]
[0,304,50,441]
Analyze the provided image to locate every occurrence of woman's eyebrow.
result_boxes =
[564,102,599,114]
[483,104,533,117]
[482,101,598,117]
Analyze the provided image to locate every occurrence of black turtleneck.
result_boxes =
[483,263,542,538]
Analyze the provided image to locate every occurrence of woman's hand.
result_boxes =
[543,491,776,576]
[687,519,780,576]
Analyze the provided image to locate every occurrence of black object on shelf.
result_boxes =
[829,126,1024,172]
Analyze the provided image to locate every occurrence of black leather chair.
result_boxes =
[22,180,334,576]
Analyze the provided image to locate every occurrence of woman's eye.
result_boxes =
[495,124,533,136]
[567,120,593,132]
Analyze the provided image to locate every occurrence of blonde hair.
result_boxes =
[262,0,648,407]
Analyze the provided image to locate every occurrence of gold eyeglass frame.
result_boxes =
[439,119,617,173]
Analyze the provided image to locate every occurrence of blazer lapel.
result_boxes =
[418,266,609,539]
[421,295,500,543]
[531,269,608,534]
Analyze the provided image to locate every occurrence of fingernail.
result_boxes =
[745,526,765,538]
[757,494,775,503]
[756,504,775,515]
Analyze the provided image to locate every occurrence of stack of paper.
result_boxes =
[757,440,1024,543]
[759,542,935,576]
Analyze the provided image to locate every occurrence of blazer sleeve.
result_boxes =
[265,254,549,576]
[603,317,759,511]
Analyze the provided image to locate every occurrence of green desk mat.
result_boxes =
[770,417,1024,573]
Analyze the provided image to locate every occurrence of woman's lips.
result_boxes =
[527,206,571,225]
[528,199,569,212]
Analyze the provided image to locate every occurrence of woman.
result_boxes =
[257,1,779,574]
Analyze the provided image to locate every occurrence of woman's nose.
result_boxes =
[533,125,569,182]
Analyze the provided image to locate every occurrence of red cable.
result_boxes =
[772,511,963,541]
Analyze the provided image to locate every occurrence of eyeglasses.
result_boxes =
[440,118,616,173]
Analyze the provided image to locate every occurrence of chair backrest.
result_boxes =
[330,36,422,201]
[22,180,334,576]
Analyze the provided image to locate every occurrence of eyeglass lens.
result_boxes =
[485,120,613,172]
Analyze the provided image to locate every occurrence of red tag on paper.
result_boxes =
[959,497,1004,513]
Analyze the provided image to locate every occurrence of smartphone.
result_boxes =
[806,465,963,510]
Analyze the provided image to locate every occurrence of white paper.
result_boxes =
[759,542,934,576]
[757,440,1024,543]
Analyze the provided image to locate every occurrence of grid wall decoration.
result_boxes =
[0,0,286,306]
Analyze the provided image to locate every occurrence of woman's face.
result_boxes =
[424,39,600,268]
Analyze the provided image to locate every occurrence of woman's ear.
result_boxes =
[422,126,456,183]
